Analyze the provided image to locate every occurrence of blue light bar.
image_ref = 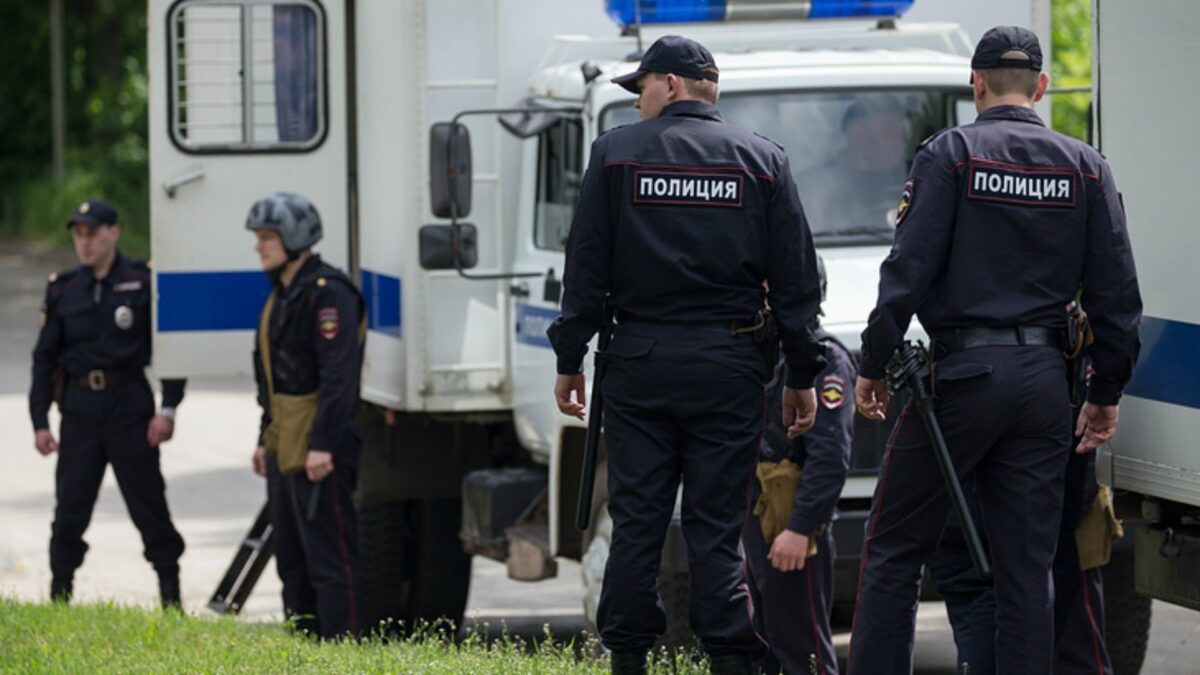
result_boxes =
[605,0,914,26]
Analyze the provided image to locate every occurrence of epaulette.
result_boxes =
[915,127,951,154]
[597,124,629,138]
[47,268,77,286]
[754,131,785,152]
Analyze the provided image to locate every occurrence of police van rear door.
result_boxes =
[148,0,349,378]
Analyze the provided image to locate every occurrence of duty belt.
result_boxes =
[617,312,765,336]
[68,369,146,392]
[933,326,1065,354]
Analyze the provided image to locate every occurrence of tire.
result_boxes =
[358,498,472,635]
[1101,545,1151,675]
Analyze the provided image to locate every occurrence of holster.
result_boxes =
[1075,486,1124,570]
[1064,304,1095,405]
[753,459,820,557]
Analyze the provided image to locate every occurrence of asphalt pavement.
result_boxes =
[0,241,1193,672]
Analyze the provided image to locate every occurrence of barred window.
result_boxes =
[169,0,326,152]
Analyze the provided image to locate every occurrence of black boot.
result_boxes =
[159,573,182,610]
[50,577,72,603]
[610,651,648,675]
[709,652,753,675]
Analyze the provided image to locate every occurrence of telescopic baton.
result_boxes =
[885,341,992,580]
[575,309,614,532]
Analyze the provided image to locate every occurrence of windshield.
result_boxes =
[602,89,971,244]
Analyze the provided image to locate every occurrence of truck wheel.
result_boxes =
[358,498,472,634]
[1101,545,1151,675]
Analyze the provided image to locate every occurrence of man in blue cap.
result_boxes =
[549,34,825,675]
[30,198,187,607]
[849,25,1141,674]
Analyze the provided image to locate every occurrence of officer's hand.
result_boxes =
[768,529,810,573]
[146,414,175,447]
[555,373,587,420]
[252,445,267,477]
[306,450,334,482]
[1075,403,1119,454]
[34,429,59,456]
[783,387,817,438]
[855,377,890,421]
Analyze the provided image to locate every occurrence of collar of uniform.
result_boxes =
[660,100,723,122]
[977,104,1046,127]
[86,251,129,284]
[289,254,325,290]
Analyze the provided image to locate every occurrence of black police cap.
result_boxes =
[66,198,119,229]
[971,25,1043,72]
[611,35,719,94]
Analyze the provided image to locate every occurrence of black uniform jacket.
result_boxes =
[254,256,364,464]
[548,100,826,388]
[861,105,1141,404]
[30,252,185,429]
[761,329,856,535]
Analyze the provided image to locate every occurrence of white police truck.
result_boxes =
[1091,0,1200,668]
[147,0,1042,636]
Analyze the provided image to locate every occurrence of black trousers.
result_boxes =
[597,322,766,657]
[266,455,364,639]
[50,381,184,581]
[743,485,838,675]
[932,454,1112,675]
[848,346,1071,675]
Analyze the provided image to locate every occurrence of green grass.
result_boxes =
[0,599,710,674]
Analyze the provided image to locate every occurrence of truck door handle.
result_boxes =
[510,282,530,298]
[163,169,206,198]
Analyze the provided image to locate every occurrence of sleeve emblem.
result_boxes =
[318,307,340,340]
[821,375,846,410]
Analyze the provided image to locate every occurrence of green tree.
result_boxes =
[1051,0,1092,142]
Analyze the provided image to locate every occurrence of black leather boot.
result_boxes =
[709,652,753,675]
[159,573,182,610]
[50,577,72,603]
[610,651,648,675]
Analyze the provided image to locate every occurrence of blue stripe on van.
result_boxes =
[1124,316,1200,409]
[156,268,402,336]
[361,269,401,338]
[515,303,558,349]
[157,271,272,332]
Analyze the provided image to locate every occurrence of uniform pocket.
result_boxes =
[934,360,994,383]
[605,334,655,360]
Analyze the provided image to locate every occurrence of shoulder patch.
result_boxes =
[821,375,847,410]
[915,127,950,154]
[317,307,340,340]
[753,131,785,151]
[895,179,914,226]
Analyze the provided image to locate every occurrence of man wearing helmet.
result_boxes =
[245,191,366,639]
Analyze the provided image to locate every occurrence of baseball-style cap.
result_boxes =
[611,35,719,94]
[971,25,1043,72]
[66,199,119,228]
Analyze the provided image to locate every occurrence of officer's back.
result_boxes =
[596,106,794,325]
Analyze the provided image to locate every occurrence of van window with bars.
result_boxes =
[169,1,325,152]
[533,118,583,251]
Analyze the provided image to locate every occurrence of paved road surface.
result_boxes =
[0,242,1193,672]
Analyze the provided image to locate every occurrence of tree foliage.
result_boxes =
[1051,0,1093,141]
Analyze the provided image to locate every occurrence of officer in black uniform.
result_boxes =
[245,192,366,639]
[547,35,826,675]
[30,198,186,607]
[848,26,1142,674]
[743,257,854,675]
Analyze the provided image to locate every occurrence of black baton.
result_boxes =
[885,341,992,580]
[576,309,615,532]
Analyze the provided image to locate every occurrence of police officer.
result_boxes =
[547,35,826,675]
[933,372,1118,674]
[849,26,1142,674]
[743,258,854,675]
[30,198,186,607]
[245,192,366,639]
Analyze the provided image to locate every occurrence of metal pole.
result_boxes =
[49,0,65,183]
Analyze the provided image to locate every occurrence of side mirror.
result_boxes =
[430,122,472,219]
[419,224,478,270]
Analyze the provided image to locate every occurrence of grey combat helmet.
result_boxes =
[245,191,323,255]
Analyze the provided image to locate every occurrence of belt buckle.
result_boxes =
[87,370,106,391]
